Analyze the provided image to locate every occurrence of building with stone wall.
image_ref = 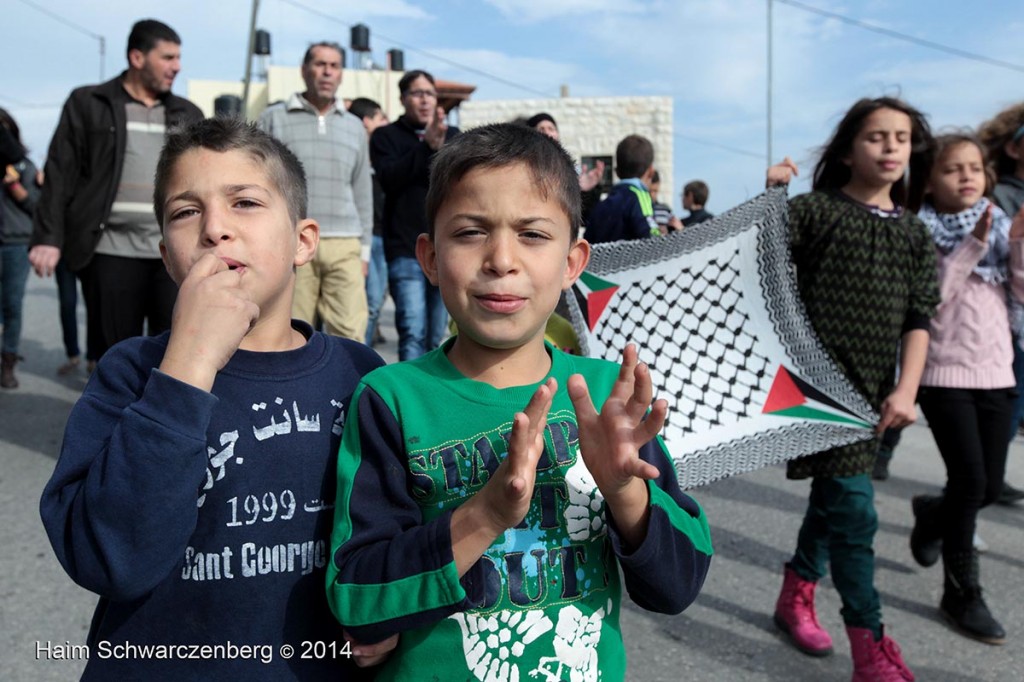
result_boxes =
[459,96,674,197]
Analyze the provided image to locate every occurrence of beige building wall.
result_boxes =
[459,96,674,197]
[188,65,407,121]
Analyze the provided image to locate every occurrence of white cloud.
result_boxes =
[410,47,582,99]
[484,0,645,23]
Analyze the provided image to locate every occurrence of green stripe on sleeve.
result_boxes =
[332,561,467,626]
[648,482,714,556]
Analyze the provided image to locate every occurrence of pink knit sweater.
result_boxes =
[921,236,1024,389]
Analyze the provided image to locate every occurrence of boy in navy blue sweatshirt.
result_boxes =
[40,118,394,680]
[585,134,661,244]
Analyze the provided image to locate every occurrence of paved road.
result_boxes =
[2,273,1022,680]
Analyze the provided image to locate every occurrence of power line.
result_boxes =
[14,0,106,79]
[775,0,1024,75]
[0,94,62,110]
[14,0,102,40]
[674,133,763,160]
[277,0,554,98]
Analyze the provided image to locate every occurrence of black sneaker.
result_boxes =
[940,587,1006,645]
[997,482,1024,506]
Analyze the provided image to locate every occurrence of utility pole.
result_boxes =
[241,0,261,120]
[767,0,773,167]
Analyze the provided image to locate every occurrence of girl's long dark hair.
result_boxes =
[813,97,935,212]
[0,107,23,144]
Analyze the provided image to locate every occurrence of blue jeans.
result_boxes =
[1,244,30,354]
[387,256,447,361]
[364,235,388,345]
[56,257,82,359]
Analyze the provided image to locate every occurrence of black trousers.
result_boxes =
[918,386,1015,558]
[79,254,177,359]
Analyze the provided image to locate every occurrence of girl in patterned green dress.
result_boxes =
[766,97,940,682]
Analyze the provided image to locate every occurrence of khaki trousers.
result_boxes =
[292,237,367,341]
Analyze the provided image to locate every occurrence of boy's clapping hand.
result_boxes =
[567,344,664,496]
[479,378,556,532]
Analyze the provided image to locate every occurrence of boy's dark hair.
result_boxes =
[348,97,382,121]
[978,102,1024,178]
[651,170,661,185]
[615,134,654,180]
[813,96,935,213]
[126,19,180,58]
[928,131,996,200]
[425,123,582,241]
[302,41,344,67]
[399,70,436,96]
[684,180,709,206]
[153,118,308,229]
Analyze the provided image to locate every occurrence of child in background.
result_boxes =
[767,96,939,681]
[979,103,1024,506]
[908,132,1024,645]
[681,180,714,227]
[40,119,393,680]
[327,123,712,681]
[585,134,662,244]
[650,169,682,233]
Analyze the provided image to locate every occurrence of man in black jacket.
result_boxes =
[29,19,202,360]
[370,70,458,361]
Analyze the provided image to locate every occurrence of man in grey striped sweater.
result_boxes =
[258,41,373,341]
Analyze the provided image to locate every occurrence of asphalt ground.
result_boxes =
[2,273,1021,681]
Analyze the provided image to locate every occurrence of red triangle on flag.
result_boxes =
[586,286,619,331]
[762,366,806,413]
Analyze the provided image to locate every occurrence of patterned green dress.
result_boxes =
[786,191,940,479]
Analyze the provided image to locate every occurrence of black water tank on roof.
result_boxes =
[351,24,370,52]
[387,49,404,71]
[214,95,242,118]
[254,30,271,56]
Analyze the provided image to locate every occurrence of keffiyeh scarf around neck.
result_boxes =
[919,197,1010,284]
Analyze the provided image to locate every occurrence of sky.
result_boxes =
[3,0,1024,216]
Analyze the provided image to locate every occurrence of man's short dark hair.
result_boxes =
[302,41,344,67]
[126,19,180,58]
[154,118,308,229]
[425,123,582,241]
[615,134,654,179]
[348,97,381,121]
[684,180,709,206]
[526,112,557,130]
[398,70,436,96]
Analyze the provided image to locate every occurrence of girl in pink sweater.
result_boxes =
[911,132,1024,645]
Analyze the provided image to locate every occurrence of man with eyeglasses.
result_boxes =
[370,70,458,360]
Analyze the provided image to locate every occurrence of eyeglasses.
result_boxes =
[405,89,438,100]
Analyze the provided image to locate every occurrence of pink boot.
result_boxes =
[847,626,914,681]
[773,563,833,656]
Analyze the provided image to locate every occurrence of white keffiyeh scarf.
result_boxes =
[919,197,1011,284]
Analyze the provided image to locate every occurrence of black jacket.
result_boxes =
[30,73,203,272]
[370,116,459,261]
[2,157,42,245]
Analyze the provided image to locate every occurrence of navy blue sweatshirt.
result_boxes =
[40,323,384,681]
[585,182,660,244]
